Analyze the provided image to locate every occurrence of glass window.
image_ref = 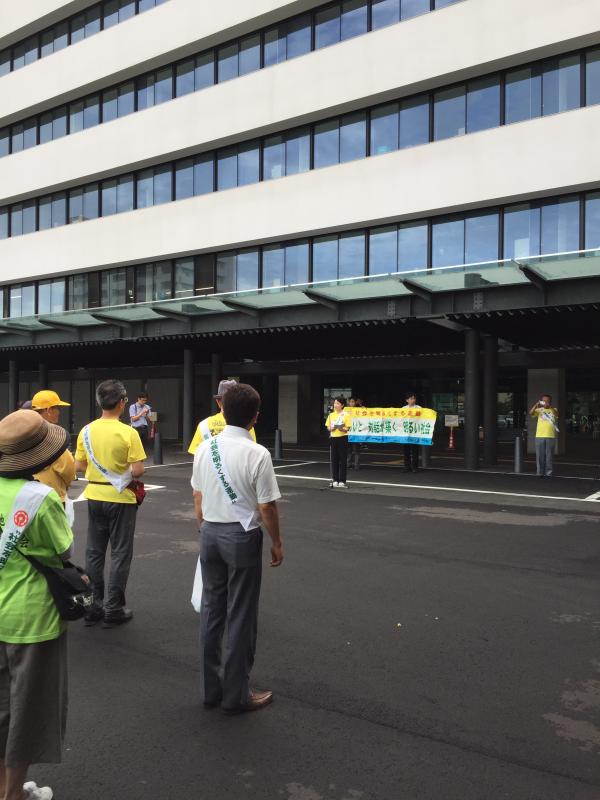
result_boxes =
[38,280,65,314]
[262,245,285,287]
[586,49,600,106]
[139,0,157,10]
[435,0,458,6]
[432,218,464,267]
[238,142,260,186]
[85,6,102,36]
[153,165,172,205]
[10,285,35,318]
[543,55,580,116]
[369,226,397,274]
[286,127,310,175]
[313,235,339,281]
[137,74,155,110]
[174,258,195,298]
[53,107,67,139]
[399,95,429,148]
[155,65,173,104]
[541,197,580,255]
[83,183,99,220]
[402,0,429,19]
[264,26,287,67]
[118,81,135,117]
[399,221,428,271]
[505,65,542,124]
[176,59,195,97]
[195,51,215,90]
[23,119,36,150]
[52,193,66,227]
[0,50,10,76]
[102,180,117,217]
[341,0,368,41]
[218,43,238,82]
[40,31,54,58]
[175,159,194,200]
[196,255,215,294]
[467,75,500,133]
[264,135,285,180]
[340,112,367,162]
[38,197,52,230]
[69,188,84,223]
[117,175,134,213]
[314,119,340,168]
[0,208,8,239]
[84,95,100,129]
[371,0,399,29]
[0,128,7,158]
[119,0,136,22]
[216,253,236,293]
[237,250,260,291]
[11,124,23,154]
[70,14,86,44]
[10,205,23,237]
[70,101,84,134]
[24,36,38,65]
[154,262,172,299]
[585,192,600,249]
[68,274,89,310]
[39,113,52,144]
[101,269,127,306]
[465,212,499,264]
[103,88,118,122]
[239,34,261,76]
[315,5,341,50]
[285,241,309,284]
[12,44,25,71]
[136,264,154,302]
[101,0,118,28]
[503,203,541,259]
[434,85,466,140]
[370,103,399,155]
[194,153,214,195]
[339,231,365,277]
[287,14,311,60]
[53,22,69,52]
[217,147,237,190]
[22,201,36,235]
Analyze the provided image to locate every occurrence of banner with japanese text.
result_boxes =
[347,407,437,445]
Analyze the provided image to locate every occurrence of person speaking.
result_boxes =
[325,397,351,488]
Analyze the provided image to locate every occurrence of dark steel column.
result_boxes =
[211,353,222,397]
[8,360,18,412]
[464,330,480,470]
[182,349,194,452]
[483,336,498,467]
[38,362,48,390]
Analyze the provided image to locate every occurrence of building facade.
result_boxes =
[1,0,600,464]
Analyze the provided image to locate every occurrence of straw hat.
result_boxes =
[0,410,69,477]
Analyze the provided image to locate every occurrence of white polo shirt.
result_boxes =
[191,425,281,528]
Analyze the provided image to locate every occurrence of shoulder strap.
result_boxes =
[208,436,256,531]
[0,482,53,572]
[82,425,132,493]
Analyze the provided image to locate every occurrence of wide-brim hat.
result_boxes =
[0,410,69,477]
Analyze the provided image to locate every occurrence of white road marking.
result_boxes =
[584,490,600,501]
[274,461,319,470]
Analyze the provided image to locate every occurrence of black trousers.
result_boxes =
[330,437,348,483]
[86,500,138,612]
[404,444,419,471]
[135,426,149,449]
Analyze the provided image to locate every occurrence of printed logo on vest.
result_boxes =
[13,510,29,528]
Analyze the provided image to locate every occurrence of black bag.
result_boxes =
[17,549,95,621]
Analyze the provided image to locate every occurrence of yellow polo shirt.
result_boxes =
[187,412,256,454]
[532,407,558,439]
[325,411,351,438]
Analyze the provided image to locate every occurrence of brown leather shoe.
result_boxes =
[223,690,273,715]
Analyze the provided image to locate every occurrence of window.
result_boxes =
[264,135,285,180]
[38,280,65,314]
[313,235,339,281]
[103,88,118,122]
[101,269,127,306]
[38,198,52,230]
[434,85,466,140]
[339,231,365,278]
[216,253,236,293]
[139,0,157,10]
[24,36,39,65]
[398,221,428,271]
[40,30,54,57]
[286,127,310,174]
[239,34,261,76]
[263,245,285,287]
[195,51,215,90]
[399,95,429,148]
[287,14,312,60]
[137,74,155,110]
[102,180,117,216]
[586,49,600,106]
[175,159,194,200]
[70,101,84,134]
[52,193,66,227]
[118,82,135,117]
[371,104,399,155]
[503,203,541,259]
[12,44,25,71]
[52,107,67,140]
[341,1,368,41]
[217,147,237,190]
[369,226,397,274]
[236,250,260,291]
[71,14,86,44]
[543,55,580,116]
[153,165,172,205]
[68,274,89,310]
[117,175,134,213]
[218,43,238,82]
[84,95,100,129]
[69,189,84,223]
[0,50,10,77]
[85,6,102,36]
[83,183,99,220]
[402,0,430,19]
[194,153,214,195]
[11,124,24,154]
[465,212,499,264]
[432,218,464,267]
[540,197,579,255]
[22,201,35,234]
[371,0,399,30]
[39,113,52,144]
[340,112,367,162]
[285,241,309,284]
[10,205,23,237]
[585,192,600,249]
[10,285,35,318]
[119,0,136,22]
[23,119,37,150]
[176,59,195,97]
[264,26,287,67]
[467,75,500,133]
[237,142,260,186]
[0,208,8,240]
[136,264,155,302]
[53,22,69,52]
[137,170,153,208]
[505,65,542,124]
[155,66,173,104]
[174,258,195,298]
[314,120,340,168]
[154,262,173,300]
[0,129,7,158]
[315,5,341,50]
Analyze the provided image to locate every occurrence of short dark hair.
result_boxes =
[137,392,147,399]
[542,393,552,400]
[405,391,416,400]
[96,379,127,411]
[222,383,261,428]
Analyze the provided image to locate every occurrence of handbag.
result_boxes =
[17,549,94,621]
[127,479,146,506]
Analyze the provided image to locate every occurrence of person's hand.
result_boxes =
[270,543,284,567]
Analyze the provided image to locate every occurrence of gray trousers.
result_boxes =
[200,521,263,711]
[86,500,138,612]
[535,437,555,476]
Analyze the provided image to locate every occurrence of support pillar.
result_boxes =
[464,330,480,470]
[211,353,222,397]
[182,349,194,453]
[38,362,48,390]
[483,336,498,467]
[8,360,18,412]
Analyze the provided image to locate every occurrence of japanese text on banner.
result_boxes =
[346,407,437,445]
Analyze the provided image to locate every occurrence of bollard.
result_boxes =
[421,445,430,469]
[274,429,283,461]
[153,429,163,465]
[514,434,522,473]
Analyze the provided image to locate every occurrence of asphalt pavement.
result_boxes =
[32,462,600,800]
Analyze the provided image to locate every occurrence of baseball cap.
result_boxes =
[31,389,71,410]
[214,379,237,399]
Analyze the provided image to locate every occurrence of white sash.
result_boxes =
[540,410,559,433]
[0,482,52,572]
[199,419,211,441]
[208,436,256,531]
[82,424,132,493]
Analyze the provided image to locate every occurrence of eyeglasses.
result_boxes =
[121,396,128,404]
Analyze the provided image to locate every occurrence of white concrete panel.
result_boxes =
[0,104,599,284]
[1,0,599,201]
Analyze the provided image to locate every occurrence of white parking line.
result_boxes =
[274,461,319,470]
[274,473,600,505]
[584,490,600,501]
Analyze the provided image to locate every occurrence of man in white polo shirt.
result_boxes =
[191,383,283,715]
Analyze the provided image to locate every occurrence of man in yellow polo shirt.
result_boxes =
[75,379,146,628]
[529,393,559,478]
[188,379,256,455]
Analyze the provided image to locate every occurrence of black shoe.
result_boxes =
[203,696,222,710]
[102,607,133,628]
[84,607,104,627]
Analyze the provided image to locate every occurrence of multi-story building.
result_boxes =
[0,0,599,465]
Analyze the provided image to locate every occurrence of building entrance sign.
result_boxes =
[347,407,437,445]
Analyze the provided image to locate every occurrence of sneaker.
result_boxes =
[24,783,53,800]
[102,607,133,628]
[332,481,340,488]
[338,482,348,489]
[84,606,104,627]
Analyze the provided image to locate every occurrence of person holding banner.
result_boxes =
[191,383,283,715]
[402,392,422,473]
[326,397,351,488]
[187,379,256,455]
[529,394,559,477]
